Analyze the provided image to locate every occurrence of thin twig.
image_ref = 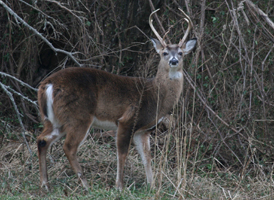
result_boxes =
[0,82,32,156]
[5,86,38,106]
[45,0,86,23]
[183,69,238,133]
[245,0,274,31]
[0,0,82,67]
[18,0,67,30]
[0,71,38,91]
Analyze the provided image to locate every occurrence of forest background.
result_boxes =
[1,0,274,199]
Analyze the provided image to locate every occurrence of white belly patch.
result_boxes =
[92,117,117,130]
[145,117,164,131]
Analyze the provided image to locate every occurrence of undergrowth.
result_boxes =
[1,122,274,199]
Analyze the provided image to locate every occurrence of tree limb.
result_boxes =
[0,0,82,67]
[0,72,38,91]
[0,82,32,156]
[244,0,274,41]
[245,0,274,31]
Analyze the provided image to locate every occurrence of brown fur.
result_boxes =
[37,38,196,191]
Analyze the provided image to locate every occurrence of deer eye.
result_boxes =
[163,52,168,56]
[178,52,183,56]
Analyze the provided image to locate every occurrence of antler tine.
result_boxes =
[178,8,192,24]
[149,9,167,47]
[178,8,192,47]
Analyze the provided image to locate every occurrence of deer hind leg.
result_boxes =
[133,131,153,186]
[37,120,65,191]
[62,120,92,190]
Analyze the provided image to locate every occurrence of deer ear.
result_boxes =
[151,38,164,54]
[183,38,197,55]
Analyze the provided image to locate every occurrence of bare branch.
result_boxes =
[0,82,32,156]
[243,0,274,42]
[5,86,38,106]
[0,0,82,67]
[45,0,86,23]
[183,69,239,134]
[0,72,38,91]
[18,0,67,31]
[245,0,274,31]
[237,1,250,25]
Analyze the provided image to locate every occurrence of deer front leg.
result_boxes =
[116,124,133,190]
[133,131,153,186]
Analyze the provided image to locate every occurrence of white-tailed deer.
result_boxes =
[37,8,197,191]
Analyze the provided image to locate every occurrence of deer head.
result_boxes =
[149,8,197,79]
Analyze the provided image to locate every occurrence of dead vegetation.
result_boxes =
[1,0,274,199]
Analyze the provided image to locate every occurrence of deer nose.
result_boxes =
[169,58,178,66]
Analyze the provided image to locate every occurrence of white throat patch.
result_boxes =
[169,70,182,80]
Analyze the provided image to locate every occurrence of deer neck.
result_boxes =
[154,61,184,86]
[152,62,184,111]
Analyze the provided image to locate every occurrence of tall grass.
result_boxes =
[1,114,274,199]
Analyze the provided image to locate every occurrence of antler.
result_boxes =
[149,9,167,47]
[178,8,192,47]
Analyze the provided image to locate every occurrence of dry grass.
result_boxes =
[1,122,274,199]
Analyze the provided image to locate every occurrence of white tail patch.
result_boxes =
[45,84,61,129]
[45,84,54,123]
